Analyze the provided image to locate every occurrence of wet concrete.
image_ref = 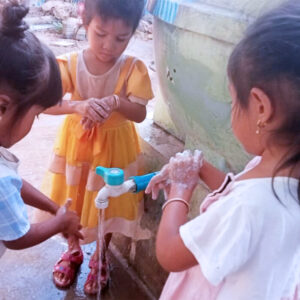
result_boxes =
[0,237,154,300]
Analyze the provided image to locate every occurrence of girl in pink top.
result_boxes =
[146,1,300,299]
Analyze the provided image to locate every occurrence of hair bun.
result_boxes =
[1,2,29,38]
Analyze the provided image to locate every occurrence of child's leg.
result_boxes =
[53,235,83,288]
[84,233,112,294]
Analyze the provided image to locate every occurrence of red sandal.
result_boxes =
[53,249,83,288]
[84,256,110,295]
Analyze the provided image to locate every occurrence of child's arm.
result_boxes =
[43,99,85,115]
[3,200,82,250]
[81,95,146,124]
[43,95,146,123]
[116,96,146,123]
[156,154,202,272]
[21,180,59,215]
[155,153,256,280]
[156,186,199,272]
[199,160,226,190]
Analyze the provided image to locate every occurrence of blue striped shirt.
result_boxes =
[0,148,29,258]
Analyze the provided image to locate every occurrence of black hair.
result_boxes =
[82,0,144,33]
[227,0,300,200]
[0,2,62,118]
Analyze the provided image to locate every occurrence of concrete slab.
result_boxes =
[0,237,153,300]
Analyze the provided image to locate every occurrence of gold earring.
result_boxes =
[256,120,265,135]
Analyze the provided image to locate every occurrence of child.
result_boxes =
[0,3,82,258]
[43,0,153,294]
[146,1,300,299]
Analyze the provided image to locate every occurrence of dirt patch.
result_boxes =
[35,29,87,55]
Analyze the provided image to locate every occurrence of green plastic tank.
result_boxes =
[149,0,284,172]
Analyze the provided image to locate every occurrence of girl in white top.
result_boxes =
[146,1,300,299]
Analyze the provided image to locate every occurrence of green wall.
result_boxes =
[152,0,284,172]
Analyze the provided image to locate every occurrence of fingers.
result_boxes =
[64,198,72,210]
[145,172,166,195]
[81,96,117,127]
[90,101,110,118]
[74,231,84,240]
[174,149,191,159]
[81,118,95,130]
[97,97,114,111]
[145,163,171,199]
[146,177,170,200]
[163,188,168,200]
[145,174,161,193]
[80,116,88,125]
[85,97,115,123]
[62,232,69,239]
[151,185,160,200]
[146,150,203,199]
[85,104,107,122]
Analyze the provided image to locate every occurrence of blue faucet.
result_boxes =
[94,166,158,209]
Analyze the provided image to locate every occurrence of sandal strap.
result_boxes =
[61,249,84,265]
[53,249,83,277]
[86,272,98,282]
[88,258,99,270]
[88,256,109,270]
[53,264,75,278]
[84,269,109,293]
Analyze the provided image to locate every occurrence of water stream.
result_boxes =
[97,208,106,300]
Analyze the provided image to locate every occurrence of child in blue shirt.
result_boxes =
[0,3,82,257]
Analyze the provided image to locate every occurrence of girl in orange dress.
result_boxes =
[43,0,153,294]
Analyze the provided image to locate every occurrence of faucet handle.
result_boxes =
[95,166,124,186]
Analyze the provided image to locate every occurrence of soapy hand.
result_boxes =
[169,149,203,188]
[80,95,120,129]
[145,150,203,200]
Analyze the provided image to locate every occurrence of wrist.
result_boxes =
[168,184,194,202]
[113,94,121,111]
[51,203,60,215]
[73,101,84,115]
[54,214,66,232]
[198,159,208,178]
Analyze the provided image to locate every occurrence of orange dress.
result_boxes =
[43,52,154,243]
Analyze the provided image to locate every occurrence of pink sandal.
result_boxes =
[84,256,110,295]
[53,249,83,288]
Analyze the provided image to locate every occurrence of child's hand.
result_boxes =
[56,199,83,240]
[167,150,203,197]
[82,95,120,125]
[145,164,171,200]
[145,150,203,200]
[81,116,95,130]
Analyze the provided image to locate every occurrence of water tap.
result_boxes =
[94,166,158,209]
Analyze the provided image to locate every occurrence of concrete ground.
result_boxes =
[0,23,158,300]
[0,238,154,300]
